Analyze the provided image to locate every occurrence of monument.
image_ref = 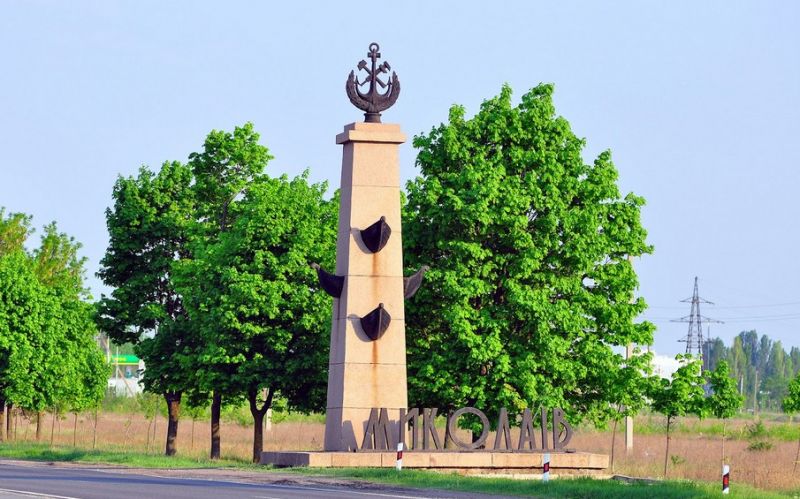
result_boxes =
[317,42,418,452]
[261,43,608,474]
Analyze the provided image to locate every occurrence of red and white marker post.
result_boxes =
[542,453,551,482]
[722,464,730,494]
[396,442,404,471]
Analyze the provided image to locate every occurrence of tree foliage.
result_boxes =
[403,84,654,425]
[708,330,798,411]
[783,373,800,414]
[174,173,337,461]
[96,161,197,455]
[649,355,707,476]
[0,210,106,435]
[705,360,743,420]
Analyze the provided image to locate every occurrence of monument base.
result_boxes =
[260,451,608,475]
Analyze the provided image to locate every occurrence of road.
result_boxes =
[0,461,505,499]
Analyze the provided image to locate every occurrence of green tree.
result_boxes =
[97,161,197,456]
[1,217,105,443]
[0,249,40,439]
[175,173,337,462]
[185,122,273,459]
[403,84,654,426]
[0,209,36,439]
[31,224,105,443]
[782,373,800,471]
[649,355,707,477]
[705,360,743,465]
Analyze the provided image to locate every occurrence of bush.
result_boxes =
[746,440,774,451]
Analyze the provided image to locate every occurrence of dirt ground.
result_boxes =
[4,411,800,492]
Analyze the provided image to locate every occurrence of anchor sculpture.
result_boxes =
[346,42,400,123]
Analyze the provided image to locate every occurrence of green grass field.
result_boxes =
[0,442,794,498]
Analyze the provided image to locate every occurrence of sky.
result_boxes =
[1,2,798,356]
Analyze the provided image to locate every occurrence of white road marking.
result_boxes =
[255,484,433,498]
[90,468,433,498]
[0,488,80,499]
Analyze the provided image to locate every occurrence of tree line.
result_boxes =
[0,211,107,442]
[707,330,800,412]
[92,84,663,462]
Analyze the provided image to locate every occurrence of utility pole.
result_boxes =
[625,342,634,454]
[671,277,722,371]
[753,370,758,415]
[625,255,635,454]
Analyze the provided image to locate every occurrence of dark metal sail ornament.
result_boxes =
[360,303,391,341]
[403,265,430,299]
[360,216,391,253]
[346,42,400,123]
[310,262,344,298]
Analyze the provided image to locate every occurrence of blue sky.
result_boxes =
[1,2,798,355]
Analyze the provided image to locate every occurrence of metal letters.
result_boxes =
[357,406,574,453]
[362,408,392,450]
[447,407,489,450]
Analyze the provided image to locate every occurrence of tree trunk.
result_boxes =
[146,414,153,453]
[92,407,98,450]
[611,415,619,473]
[721,420,726,466]
[663,418,671,477]
[152,410,158,452]
[50,409,57,446]
[164,392,181,456]
[794,435,800,473]
[73,413,78,447]
[6,402,12,441]
[0,398,5,443]
[210,391,221,459]
[36,412,43,441]
[248,387,274,463]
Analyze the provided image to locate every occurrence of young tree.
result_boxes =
[0,209,35,438]
[1,217,105,443]
[782,373,800,471]
[607,356,656,471]
[31,224,105,442]
[185,122,273,459]
[97,161,197,456]
[649,355,707,477]
[403,84,654,425]
[705,360,743,465]
[174,173,337,462]
[0,250,39,439]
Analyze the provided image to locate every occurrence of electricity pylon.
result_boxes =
[671,276,723,371]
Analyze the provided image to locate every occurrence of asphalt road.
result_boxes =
[0,461,502,499]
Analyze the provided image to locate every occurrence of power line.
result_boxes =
[643,313,800,322]
[648,300,800,310]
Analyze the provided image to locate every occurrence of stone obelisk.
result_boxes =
[321,43,409,451]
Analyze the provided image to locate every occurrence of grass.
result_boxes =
[293,468,794,498]
[0,442,793,498]
[634,413,800,442]
[0,441,256,469]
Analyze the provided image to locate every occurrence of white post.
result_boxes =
[542,453,551,482]
[396,442,403,471]
[722,464,730,494]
